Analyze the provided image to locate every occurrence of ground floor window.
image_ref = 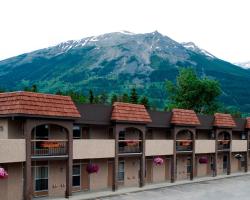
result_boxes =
[118,161,125,181]
[34,166,48,191]
[73,164,81,187]
[187,157,192,174]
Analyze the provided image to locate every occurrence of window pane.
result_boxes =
[73,126,81,139]
[73,176,80,187]
[36,179,48,191]
[73,165,80,175]
[36,166,48,179]
[36,125,49,139]
[118,161,124,181]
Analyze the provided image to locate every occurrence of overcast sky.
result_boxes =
[0,0,249,62]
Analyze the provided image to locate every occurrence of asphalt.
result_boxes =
[102,175,250,200]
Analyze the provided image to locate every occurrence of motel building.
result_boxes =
[0,91,250,200]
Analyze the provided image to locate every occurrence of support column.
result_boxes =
[171,130,176,183]
[139,130,145,187]
[190,131,196,180]
[245,151,248,172]
[112,126,119,191]
[65,128,73,198]
[227,132,232,175]
[24,121,32,200]
[246,131,250,173]
[214,130,218,177]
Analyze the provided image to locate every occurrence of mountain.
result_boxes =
[235,61,250,69]
[1,31,250,112]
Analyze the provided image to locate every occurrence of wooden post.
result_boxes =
[171,129,176,183]
[139,130,145,187]
[190,130,196,180]
[214,130,218,177]
[112,126,118,191]
[65,128,73,197]
[24,121,32,200]
[227,131,232,175]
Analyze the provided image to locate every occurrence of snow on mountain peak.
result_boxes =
[182,42,215,59]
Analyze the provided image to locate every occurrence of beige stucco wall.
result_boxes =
[145,140,173,156]
[0,163,23,200]
[217,154,226,175]
[73,139,115,159]
[49,160,66,197]
[90,159,108,190]
[0,119,8,139]
[232,140,247,152]
[8,120,23,139]
[176,155,188,180]
[152,159,165,183]
[195,140,216,154]
[0,139,26,163]
[231,154,241,173]
[124,157,140,187]
[196,154,209,177]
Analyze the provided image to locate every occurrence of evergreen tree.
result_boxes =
[99,93,108,104]
[94,95,100,104]
[122,93,129,103]
[129,88,138,104]
[88,90,94,104]
[111,94,118,104]
[140,96,150,109]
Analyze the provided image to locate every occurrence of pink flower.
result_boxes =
[153,157,164,166]
[0,167,8,179]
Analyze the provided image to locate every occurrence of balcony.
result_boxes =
[176,140,193,152]
[195,140,215,154]
[31,140,68,158]
[217,140,230,151]
[0,139,26,163]
[232,140,247,152]
[145,140,173,156]
[73,139,115,159]
[118,140,142,154]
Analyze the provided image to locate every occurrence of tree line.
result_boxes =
[0,67,243,117]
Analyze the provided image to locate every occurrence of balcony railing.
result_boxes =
[118,140,142,154]
[176,140,193,152]
[217,140,230,151]
[31,140,68,157]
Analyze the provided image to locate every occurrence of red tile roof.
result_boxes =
[111,102,152,123]
[0,91,80,118]
[245,118,250,129]
[171,109,200,126]
[214,113,236,128]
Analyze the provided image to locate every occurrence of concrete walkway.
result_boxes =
[36,172,250,200]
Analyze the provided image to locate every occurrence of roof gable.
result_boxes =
[0,91,80,118]
[111,102,152,123]
[214,113,236,128]
[171,108,200,126]
[246,118,250,129]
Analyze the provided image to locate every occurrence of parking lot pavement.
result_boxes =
[101,175,250,200]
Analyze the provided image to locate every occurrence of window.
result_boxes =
[72,164,81,187]
[187,158,192,174]
[73,126,81,139]
[34,166,48,191]
[119,131,125,140]
[35,125,49,139]
[118,161,125,181]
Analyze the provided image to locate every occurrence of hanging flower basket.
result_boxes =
[126,140,139,146]
[153,157,164,166]
[0,167,8,179]
[199,156,208,164]
[235,154,243,160]
[181,141,192,146]
[86,164,99,174]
